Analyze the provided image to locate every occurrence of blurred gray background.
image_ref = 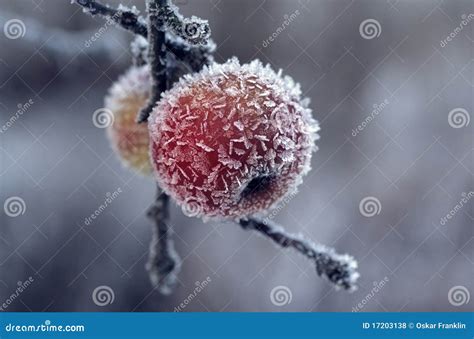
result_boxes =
[0,0,473,312]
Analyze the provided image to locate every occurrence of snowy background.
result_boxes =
[0,0,473,312]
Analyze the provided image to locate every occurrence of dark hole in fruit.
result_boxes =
[240,175,274,199]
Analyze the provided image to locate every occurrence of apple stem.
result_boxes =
[146,186,181,294]
[239,218,359,291]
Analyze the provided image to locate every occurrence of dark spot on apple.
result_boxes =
[240,174,274,200]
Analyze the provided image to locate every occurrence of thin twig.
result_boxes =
[146,186,181,294]
[239,218,359,291]
[75,0,147,36]
[155,3,211,45]
[136,0,169,124]
[140,0,181,294]
[73,0,215,73]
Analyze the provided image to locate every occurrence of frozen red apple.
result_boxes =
[149,58,320,220]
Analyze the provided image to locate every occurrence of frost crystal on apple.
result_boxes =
[149,58,320,220]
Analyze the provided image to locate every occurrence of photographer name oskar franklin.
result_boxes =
[416,322,466,329]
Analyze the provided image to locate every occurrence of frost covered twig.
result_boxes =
[74,0,147,36]
[140,0,180,293]
[152,3,211,45]
[239,218,359,291]
[136,0,212,123]
[74,0,215,73]
[146,186,181,294]
[137,0,169,123]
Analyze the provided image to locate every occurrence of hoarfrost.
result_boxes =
[149,57,320,220]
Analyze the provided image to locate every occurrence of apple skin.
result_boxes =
[105,66,153,176]
[149,58,319,220]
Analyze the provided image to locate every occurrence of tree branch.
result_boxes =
[75,0,147,36]
[73,0,215,73]
[139,0,181,294]
[155,3,211,45]
[146,187,181,294]
[136,0,169,124]
[239,218,359,291]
